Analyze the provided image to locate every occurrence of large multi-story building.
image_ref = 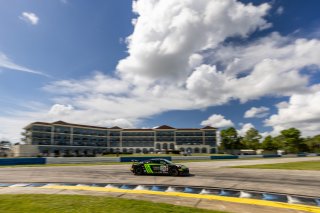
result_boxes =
[16,121,217,157]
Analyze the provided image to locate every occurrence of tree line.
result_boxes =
[220,127,320,153]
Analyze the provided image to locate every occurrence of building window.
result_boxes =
[205,131,216,137]
[162,143,168,150]
[156,136,174,142]
[156,131,174,137]
[176,132,202,137]
[156,143,160,150]
[142,148,148,154]
[169,143,174,150]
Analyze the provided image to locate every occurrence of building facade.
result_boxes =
[18,121,217,157]
[0,141,12,157]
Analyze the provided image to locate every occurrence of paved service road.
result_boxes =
[0,157,319,197]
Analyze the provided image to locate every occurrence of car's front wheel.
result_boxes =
[169,168,179,176]
[134,166,144,175]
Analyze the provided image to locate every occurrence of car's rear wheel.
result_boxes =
[134,166,143,175]
[169,168,179,176]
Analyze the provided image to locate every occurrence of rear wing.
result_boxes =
[131,160,140,164]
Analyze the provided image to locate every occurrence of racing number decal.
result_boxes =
[146,164,168,173]
[160,165,168,172]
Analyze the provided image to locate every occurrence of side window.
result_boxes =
[160,160,167,165]
[151,160,160,164]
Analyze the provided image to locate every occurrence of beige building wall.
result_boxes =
[13,145,40,157]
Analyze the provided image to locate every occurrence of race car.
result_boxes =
[130,158,189,176]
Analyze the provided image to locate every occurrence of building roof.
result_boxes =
[52,120,69,125]
[30,122,51,126]
[201,126,217,130]
[154,125,175,130]
[176,128,202,131]
[109,126,122,130]
[26,121,108,130]
[25,121,217,131]
[23,122,51,130]
[122,129,153,131]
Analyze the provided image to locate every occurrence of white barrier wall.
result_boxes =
[171,156,210,161]
[238,155,263,158]
[43,154,317,164]
[46,157,120,164]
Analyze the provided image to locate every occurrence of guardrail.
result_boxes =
[46,157,120,164]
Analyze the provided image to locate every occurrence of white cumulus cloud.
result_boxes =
[192,33,320,103]
[99,118,134,128]
[44,72,129,95]
[117,0,271,84]
[201,114,234,128]
[188,53,203,69]
[238,123,255,136]
[48,104,74,116]
[19,12,39,25]
[244,106,270,118]
[265,86,320,136]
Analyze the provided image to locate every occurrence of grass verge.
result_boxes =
[231,160,320,170]
[0,194,227,213]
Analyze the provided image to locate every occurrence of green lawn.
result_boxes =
[231,160,320,170]
[0,194,227,213]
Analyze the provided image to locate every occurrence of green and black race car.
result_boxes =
[130,158,189,176]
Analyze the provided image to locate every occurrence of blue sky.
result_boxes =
[0,0,320,141]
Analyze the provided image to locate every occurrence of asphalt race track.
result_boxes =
[0,157,319,197]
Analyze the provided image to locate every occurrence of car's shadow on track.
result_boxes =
[133,173,195,177]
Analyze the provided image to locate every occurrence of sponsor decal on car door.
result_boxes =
[144,164,153,174]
